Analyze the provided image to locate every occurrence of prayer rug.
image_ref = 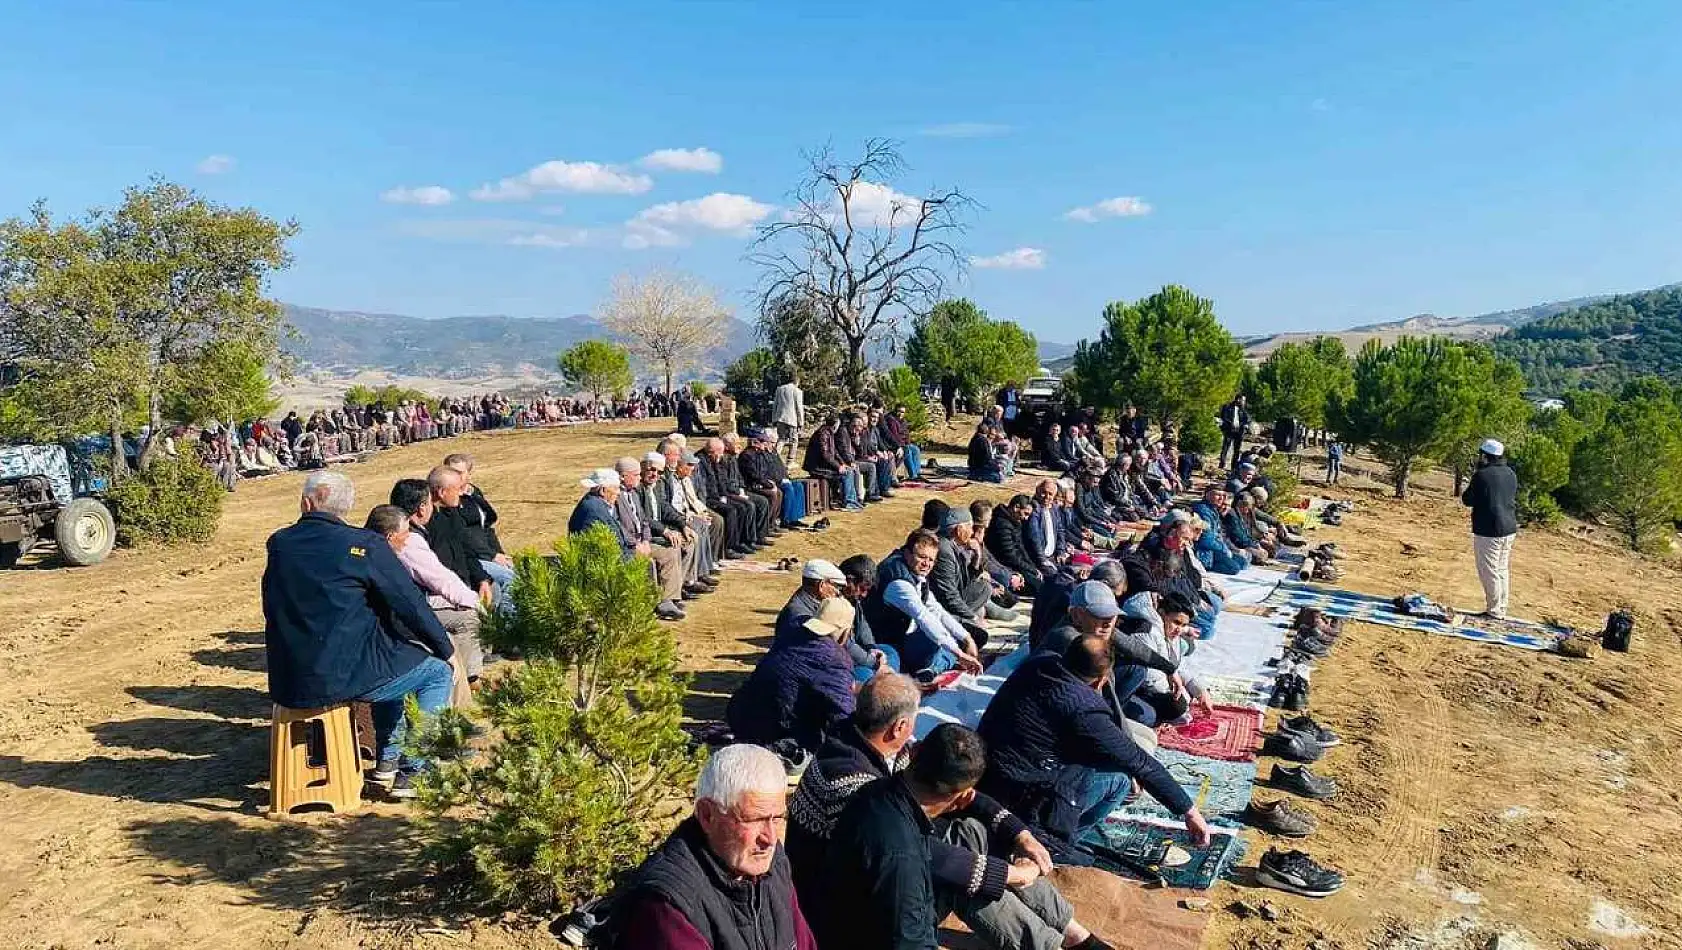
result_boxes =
[1083,816,1246,890]
[1157,704,1263,762]
[898,478,969,493]
[1195,673,1273,709]
[1115,750,1258,827]
[914,644,1031,739]
[1179,611,1289,684]
[718,559,793,575]
[1265,580,1568,651]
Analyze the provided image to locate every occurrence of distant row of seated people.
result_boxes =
[801,405,924,508]
[262,451,513,800]
[568,430,816,621]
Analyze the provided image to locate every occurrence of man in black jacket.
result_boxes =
[968,423,1004,483]
[735,431,790,531]
[791,675,1109,950]
[985,495,1044,594]
[441,452,515,599]
[263,471,456,797]
[720,435,774,542]
[822,723,1103,950]
[422,468,494,594]
[1218,395,1250,470]
[698,438,758,558]
[1462,438,1519,619]
[613,744,819,949]
[978,633,1212,850]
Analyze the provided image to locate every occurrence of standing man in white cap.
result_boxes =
[1462,438,1518,619]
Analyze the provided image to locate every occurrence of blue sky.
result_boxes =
[3,1,1680,343]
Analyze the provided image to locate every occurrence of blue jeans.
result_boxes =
[1075,767,1134,839]
[1194,591,1225,640]
[356,656,456,769]
[970,469,1005,484]
[903,444,923,479]
[838,470,862,507]
[780,479,806,523]
[480,558,515,613]
[853,644,901,684]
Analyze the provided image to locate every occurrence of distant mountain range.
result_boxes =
[281,304,1076,380]
[1239,284,1681,358]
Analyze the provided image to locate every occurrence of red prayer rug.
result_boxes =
[1156,704,1264,762]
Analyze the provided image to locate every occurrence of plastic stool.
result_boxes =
[268,703,365,816]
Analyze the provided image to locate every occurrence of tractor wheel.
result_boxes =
[55,497,116,566]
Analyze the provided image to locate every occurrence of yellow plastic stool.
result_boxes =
[268,703,364,816]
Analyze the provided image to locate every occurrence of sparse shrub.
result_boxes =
[105,453,224,543]
[408,525,700,910]
[1261,453,1300,515]
[877,366,931,440]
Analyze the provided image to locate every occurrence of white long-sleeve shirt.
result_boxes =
[883,577,969,657]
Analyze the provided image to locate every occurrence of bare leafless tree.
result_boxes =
[597,269,730,398]
[749,139,972,398]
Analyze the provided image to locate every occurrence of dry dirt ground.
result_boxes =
[2,420,1679,950]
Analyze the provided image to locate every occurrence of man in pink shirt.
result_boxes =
[378,484,491,696]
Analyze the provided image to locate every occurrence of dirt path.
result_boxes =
[2,424,1679,949]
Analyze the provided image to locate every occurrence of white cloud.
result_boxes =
[397,218,593,248]
[196,154,235,175]
[971,247,1046,270]
[380,185,455,206]
[1064,196,1152,223]
[919,122,1013,139]
[471,160,653,201]
[1311,97,1332,112]
[842,181,930,228]
[638,147,724,173]
[634,192,773,234]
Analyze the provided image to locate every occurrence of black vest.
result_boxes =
[620,817,801,950]
[861,551,921,650]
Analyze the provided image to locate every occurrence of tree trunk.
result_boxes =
[664,366,673,401]
[107,411,129,482]
[843,334,868,400]
[1394,458,1412,499]
[1453,463,1466,496]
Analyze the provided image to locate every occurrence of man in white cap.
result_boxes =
[569,466,685,621]
[775,558,846,637]
[1462,438,1518,619]
[727,596,859,752]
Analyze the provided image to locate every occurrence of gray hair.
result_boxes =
[854,673,921,736]
[696,744,786,808]
[427,465,462,491]
[442,452,474,472]
[614,456,640,474]
[303,470,354,516]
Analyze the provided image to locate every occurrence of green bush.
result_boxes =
[105,453,224,544]
[1177,411,1222,455]
[1260,453,1300,515]
[409,525,700,910]
[1510,435,1569,527]
[877,366,931,440]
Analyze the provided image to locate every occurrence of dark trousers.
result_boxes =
[1220,432,1244,469]
[738,492,771,541]
[750,486,783,528]
[709,500,750,553]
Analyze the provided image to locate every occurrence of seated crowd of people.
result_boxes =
[621,431,1321,949]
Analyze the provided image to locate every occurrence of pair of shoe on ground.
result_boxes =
[1261,714,1338,762]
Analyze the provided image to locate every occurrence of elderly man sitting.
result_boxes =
[380,483,489,697]
[262,471,456,800]
[930,507,1001,643]
[1192,486,1251,575]
[634,453,712,601]
[790,675,1112,950]
[614,744,818,950]
[569,466,685,621]
[726,597,858,753]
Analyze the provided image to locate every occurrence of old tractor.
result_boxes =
[0,442,116,568]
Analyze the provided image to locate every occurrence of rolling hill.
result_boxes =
[1490,285,1682,394]
[281,304,1076,380]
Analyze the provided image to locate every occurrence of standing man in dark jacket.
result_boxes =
[262,471,456,797]
[977,634,1212,850]
[1462,438,1519,619]
[614,744,819,950]
[1218,395,1250,470]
